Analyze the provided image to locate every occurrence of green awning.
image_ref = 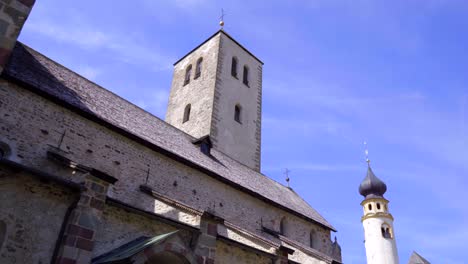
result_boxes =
[92,230,179,264]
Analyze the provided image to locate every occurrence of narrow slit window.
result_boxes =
[368,204,372,211]
[231,57,238,78]
[243,65,249,86]
[234,104,242,123]
[280,217,286,235]
[195,58,203,79]
[183,104,191,123]
[184,65,192,85]
[310,230,316,248]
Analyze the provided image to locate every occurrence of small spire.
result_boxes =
[364,141,370,165]
[219,8,226,28]
[284,168,291,187]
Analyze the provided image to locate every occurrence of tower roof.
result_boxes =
[408,251,431,264]
[173,30,264,66]
[359,164,387,199]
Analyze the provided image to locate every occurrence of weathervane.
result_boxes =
[219,8,226,28]
[364,141,370,165]
[284,168,291,187]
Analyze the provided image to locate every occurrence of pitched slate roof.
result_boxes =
[3,42,335,231]
[408,251,431,264]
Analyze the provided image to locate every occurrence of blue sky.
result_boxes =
[19,0,468,263]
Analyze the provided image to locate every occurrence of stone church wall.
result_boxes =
[0,171,77,263]
[94,205,180,257]
[215,240,272,264]
[0,79,333,260]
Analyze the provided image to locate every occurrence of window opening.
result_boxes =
[195,58,203,79]
[184,65,192,85]
[183,104,191,123]
[234,104,242,123]
[231,57,238,78]
[243,65,249,86]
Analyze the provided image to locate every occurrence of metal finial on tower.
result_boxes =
[364,141,370,165]
[284,168,291,187]
[219,8,226,28]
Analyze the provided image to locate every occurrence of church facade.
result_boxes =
[0,1,342,264]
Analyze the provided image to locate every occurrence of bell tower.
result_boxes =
[359,162,399,264]
[165,30,263,171]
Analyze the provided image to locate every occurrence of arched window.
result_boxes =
[280,217,286,235]
[183,104,191,123]
[381,224,392,239]
[234,104,242,123]
[195,57,203,79]
[368,204,372,211]
[310,230,316,248]
[243,65,249,86]
[184,65,192,85]
[377,203,381,210]
[231,57,238,78]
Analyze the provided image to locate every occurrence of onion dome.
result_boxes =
[359,164,387,199]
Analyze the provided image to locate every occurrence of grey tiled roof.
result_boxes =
[3,42,335,231]
[408,251,431,264]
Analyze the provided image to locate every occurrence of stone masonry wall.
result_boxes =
[165,34,220,140]
[0,170,77,263]
[215,240,272,264]
[0,0,35,73]
[211,33,262,171]
[0,79,334,261]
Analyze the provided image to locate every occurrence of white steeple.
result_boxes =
[359,161,399,264]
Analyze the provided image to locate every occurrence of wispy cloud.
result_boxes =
[74,65,102,80]
[134,89,169,118]
[24,19,174,72]
[262,163,360,172]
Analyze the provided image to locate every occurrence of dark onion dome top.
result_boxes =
[359,165,387,199]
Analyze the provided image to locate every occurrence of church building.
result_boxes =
[0,1,342,264]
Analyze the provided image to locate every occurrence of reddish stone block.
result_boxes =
[76,238,94,251]
[56,257,76,264]
[164,242,172,251]
[67,224,81,236]
[0,48,11,68]
[143,247,155,258]
[90,197,104,210]
[64,235,76,247]
[79,227,94,240]
[196,255,204,264]
[207,223,217,236]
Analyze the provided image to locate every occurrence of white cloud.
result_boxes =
[74,65,101,80]
[135,89,170,118]
[24,19,174,72]
[262,163,360,172]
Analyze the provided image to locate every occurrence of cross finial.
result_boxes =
[284,168,291,187]
[219,8,226,28]
[364,141,370,165]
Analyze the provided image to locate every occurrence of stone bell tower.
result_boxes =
[359,162,399,264]
[165,30,263,171]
